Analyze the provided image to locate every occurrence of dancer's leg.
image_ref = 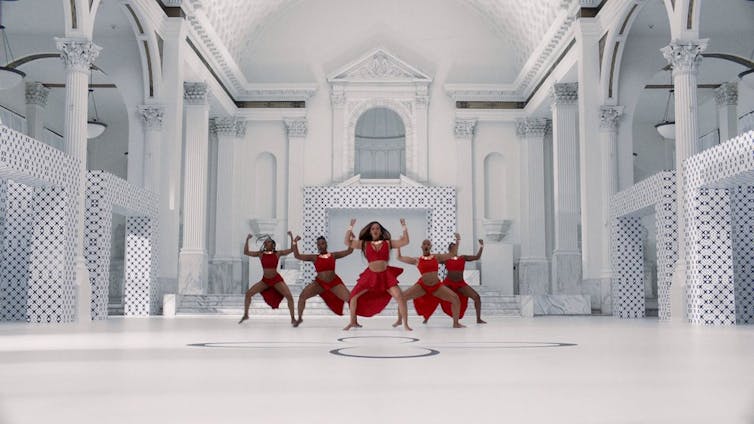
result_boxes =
[239,281,268,323]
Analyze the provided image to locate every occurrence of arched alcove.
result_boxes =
[354,107,406,179]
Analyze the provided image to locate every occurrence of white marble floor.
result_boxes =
[0,316,753,424]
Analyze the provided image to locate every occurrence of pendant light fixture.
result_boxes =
[655,70,675,140]
[86,70,107,139]
[0,0,25,90]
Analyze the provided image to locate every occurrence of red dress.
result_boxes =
[440,257,469,319]
[412,256,443,321]
[259,252,285,309]
[313,254,346,315]
[350,241,403,317]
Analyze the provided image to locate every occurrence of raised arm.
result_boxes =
[345,218,361,249]
[290,232,317,262]
[436,233,461,263]
[390,218,410,249]
[333,244,355,259]
[243,234,261,257]
[396,247,418,265]
[462,239,484,262]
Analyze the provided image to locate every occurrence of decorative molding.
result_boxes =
[661,39,709,76]
[239,84,317,101]
[516,118,550,137]
[328,48,432,83]
[444,83,521,101]
[284,119,307,138]
[54,38,102,73]
[25,82,50,107]
[714,82,738,106]
[183,82,209,105]
[235,119,247,138]
[137,105,165,130]
[550,82,578,104]
[331,89,346,107]
[599,105,624,130]
[210,116,238,136]
[454,119,477,139]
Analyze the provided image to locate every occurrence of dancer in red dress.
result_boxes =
[393,238,465,328]
[238,233,296,325]
[290,231,356,327]
[343,218,411,331]
[436,236,486,324]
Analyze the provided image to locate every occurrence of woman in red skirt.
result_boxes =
[436,236,486,324]
[343,218,411,331]
[393,238,465,328]
[290,231,356,327]
[238,233,296,325]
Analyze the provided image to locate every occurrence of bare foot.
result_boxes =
[453,322,466,328]
[238,315,249,324]
[343,322,357,331]
[292,318,301,327]
[404,324,413,331]
[477,319,487,324]
[392,318,402,328]
[422,318,428,324]
[354,322,363,328]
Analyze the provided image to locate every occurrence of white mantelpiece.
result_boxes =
[328,48,432,184]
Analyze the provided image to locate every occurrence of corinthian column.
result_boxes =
[178,82,210,295]
[550,83,581,294]
[25,82,50,141]
[137,104,165,193]
[599,105,623,305]
[517,118,550,295]
[714,82,738,145]
[454,119,476,243]
[55,37,101,322]
[661,39,707,322]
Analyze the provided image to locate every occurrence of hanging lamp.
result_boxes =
[0,0,25,89]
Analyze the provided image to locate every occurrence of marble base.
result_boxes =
[582,278,612,314]
[481,243,513,295]
[162,294,176,318]
[670,262,687,323]
[518,259,549,295]
[178,250,207,295]
[208,259,244,294]
[533,294,591,315]
[519,295,534,318]
[551,252,582,294]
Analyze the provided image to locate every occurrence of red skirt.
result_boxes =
[440,279,469,319]
[412,279,442,321]
[316,275,346,316]
[260,274,285,309]
[350,266,403,317]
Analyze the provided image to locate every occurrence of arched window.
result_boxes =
[354,108,405,179]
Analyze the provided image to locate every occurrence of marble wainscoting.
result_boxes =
[533,294,591,315]
[582,278,612,314]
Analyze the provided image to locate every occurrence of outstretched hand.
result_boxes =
[399,218,406,226]
[350,218,357,227]
[294,235,302,242]
[478,239,484,246]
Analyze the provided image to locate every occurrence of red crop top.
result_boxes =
[417,256,438,274]
[260,252,279,269]
[364,241,390,262]
[444,257,465,272]
[314,254,335,272]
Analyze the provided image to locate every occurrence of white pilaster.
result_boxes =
[714,82,738,144]
[137,104,165,193]
[454,119,476,243]
[517,118,550,295]
[178,82,210,295]
[415,86,429,182]
[24,82,50,141]
[55,37,101,322]
[599,105,623,282]
[285,118,307,235]
[331,88,346,182]
[661,38,707,322]
[550,83,581,294]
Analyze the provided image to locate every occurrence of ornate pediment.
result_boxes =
[328,48,432,83]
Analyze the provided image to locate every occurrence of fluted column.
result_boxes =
[661,39,707,322]
[209,116,245,293]
[25,82,50,141]
[550,83,582,294]
[454,119,476,243]
[599,105,623,286]
[331,88,347,182]
[178,82,210,295]
[56,37,101,322]
[517,118,550,295]
[714,82,738,145]
[137,104,165,193]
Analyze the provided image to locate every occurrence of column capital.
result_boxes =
[210,116,238,136]
[235,119,247,138]
[661,39,708,76]
[330,88,346,107]
[137,104,165,130]
[454,119,477,139]
[184,82,209,105]
[599,105,623,130]
[516,118,550,137]
[550,82,578,105]
[55,38,101,73]
[25,82,50,107]
[714,82,738,106]
[284,119,307,138]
